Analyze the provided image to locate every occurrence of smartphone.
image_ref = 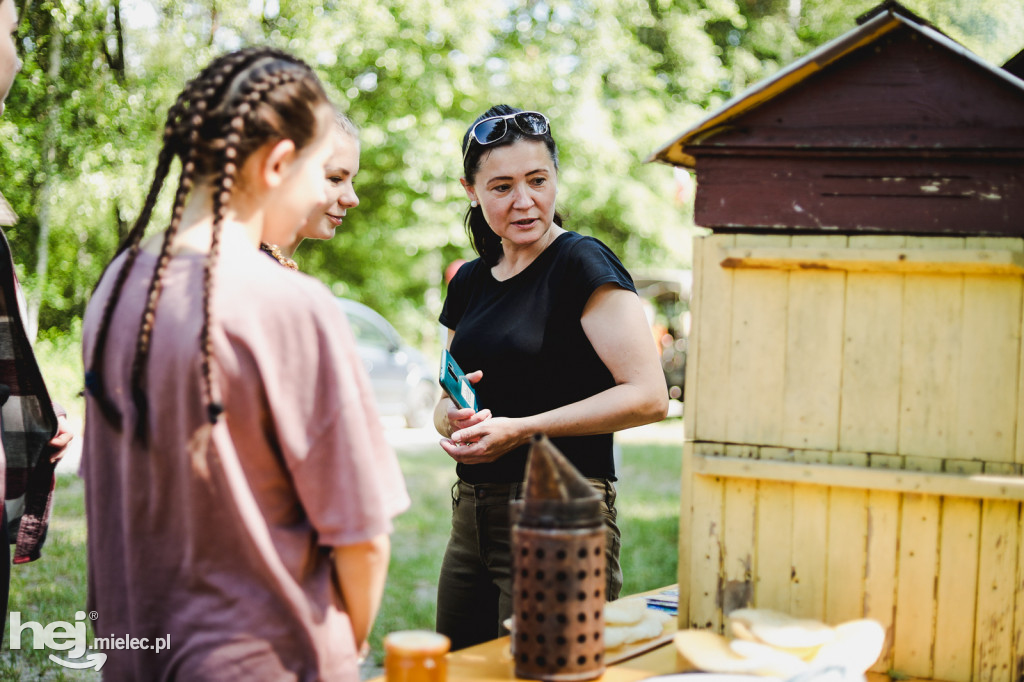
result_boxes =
[440,349,479,411]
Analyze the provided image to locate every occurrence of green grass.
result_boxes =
[33,322,87,425]
[0,421,684,678]
[614,439,684,594]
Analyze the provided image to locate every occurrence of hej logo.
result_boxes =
[9,610,106,671]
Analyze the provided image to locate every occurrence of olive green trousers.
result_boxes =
[435,477,622,651]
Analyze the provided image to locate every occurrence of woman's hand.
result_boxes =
[48,415,74,464]
[434,369,486,437]
[440,416,531,464]
[445,370,489,433]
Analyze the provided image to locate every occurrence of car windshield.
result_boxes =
[346,313,393,350]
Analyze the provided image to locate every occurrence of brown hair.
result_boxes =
[85,47,330,440]
[461,105,562,266]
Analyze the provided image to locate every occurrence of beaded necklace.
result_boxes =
[259,242,298,271]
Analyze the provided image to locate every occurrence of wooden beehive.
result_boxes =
[649,3,1024,680]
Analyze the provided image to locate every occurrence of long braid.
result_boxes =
[196,61,309,425]
[87,52,246,432]
[199,130,237,425]
[128,54,257,439]
[128,143,199,442]
[84,92,188,426]
[196,74,253,426]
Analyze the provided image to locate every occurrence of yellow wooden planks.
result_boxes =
[825,452,868,626]
[899,237,966,460]
[841,235,906,455]
[691,451,1024,501]
[1016,262,1024,470]
[754,480,794,613]
[689,472,724,631]
[933,497,981,681]
[1014,508,1024,682]
[718,246,1024,275]
[893,492,940,678]
[693,235,735,442]
[789,449,830,622]
[681,233,1024,679]
[678,442,696,629]
[973,500,1018,682]
[864,489,899,673]
[782,235,846,451]
[726,234,789,447]
[682,235,705,437]
[721,454,757,616]
[956,272,1021,463]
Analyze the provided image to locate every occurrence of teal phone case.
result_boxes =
[440,349,479,411]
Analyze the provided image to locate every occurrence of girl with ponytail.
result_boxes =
[81,48,408,680]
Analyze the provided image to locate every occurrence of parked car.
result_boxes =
[336,297,438,429]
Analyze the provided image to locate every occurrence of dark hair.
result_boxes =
[85,47,330,440]
[460,104,563,267]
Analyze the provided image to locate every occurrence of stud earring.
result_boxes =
[471,200,478,208]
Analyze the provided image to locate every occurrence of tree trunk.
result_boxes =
[26,26,62,342]
[100,0,126,83]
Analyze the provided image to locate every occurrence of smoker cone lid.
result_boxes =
[516,433,602,527]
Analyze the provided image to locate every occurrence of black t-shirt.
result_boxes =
[439,231,636,484]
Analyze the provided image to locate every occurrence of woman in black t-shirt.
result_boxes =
[433,104,669,651]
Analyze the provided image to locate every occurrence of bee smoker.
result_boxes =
[510,433,606,682]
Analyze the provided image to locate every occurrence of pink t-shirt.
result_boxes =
[81,228,410,681]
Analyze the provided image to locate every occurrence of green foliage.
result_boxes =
[1,0,1021,350]
[907,0,1024,65]
[34,319,87,414]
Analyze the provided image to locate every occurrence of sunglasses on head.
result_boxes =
[463,111,550,162]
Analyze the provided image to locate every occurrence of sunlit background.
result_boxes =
[1,0,1020,352]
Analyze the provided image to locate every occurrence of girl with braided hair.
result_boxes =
[81,48,408,680]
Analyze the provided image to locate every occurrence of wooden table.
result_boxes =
[439,633,680,681]
[371,636,905,681]
[368,585,683,681]
[368,630,681,682]
[368,582,905,681]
